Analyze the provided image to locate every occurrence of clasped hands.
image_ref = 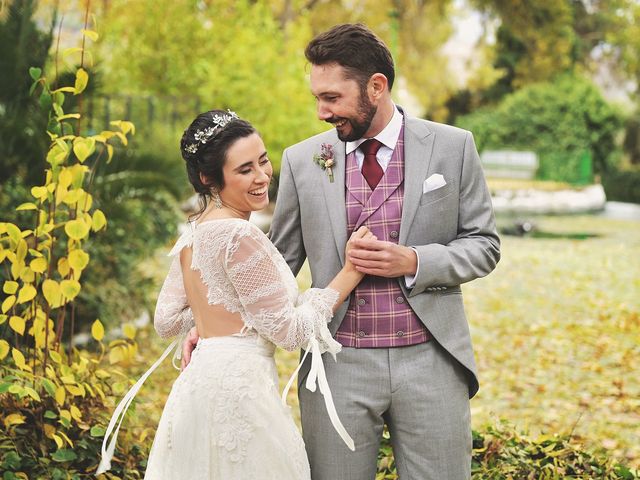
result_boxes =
[347,230,417,279]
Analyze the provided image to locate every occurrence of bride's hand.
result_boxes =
[345,226,376,274]
[181,326,199,371]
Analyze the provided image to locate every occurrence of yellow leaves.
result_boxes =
[70,405,82,421]
[30,257,48,273]
[2,295,16,313]
[2,222,22,244]
[122,322,136,340]
[58,257,71,277]
[42,279,62,308]
[65,384,86,397]
[3,280,18,294]
[55,385,66,406]
[15,202,38,211]
[109,342,137,365]
[110,120,136,136]
[58,168,73,189]
[82,28,99,41]
[108,347,123,365]
[0,340,9,360]
[68,249,89,271]
[9,315,26,335]
[12,348,31,372]
[74,68,89,95]
[61,279,81,301]
[31,186,49,201]
[17,284,37,303]
[59,409,72,424]
[4,414,26,429]
[44,423,65,449]
[92,209,107,231]
[46,140,70,167]
[64,218,90,241]
[56,113,81,122]
[50,349,62,364]
[24,386,41,401]
[91,319,105,342]
[72,136,95,162]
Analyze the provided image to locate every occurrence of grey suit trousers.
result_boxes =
[299,341,471,480]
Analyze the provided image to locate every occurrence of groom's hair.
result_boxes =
[305,23,395,92]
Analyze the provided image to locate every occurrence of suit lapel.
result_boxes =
[399,117,435,245]
[320,137,349,265]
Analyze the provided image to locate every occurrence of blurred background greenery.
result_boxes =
[1,0,639,477]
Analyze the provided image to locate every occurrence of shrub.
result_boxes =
[376,422,639,479]
[456,74,622,184]
[0,11,149,478]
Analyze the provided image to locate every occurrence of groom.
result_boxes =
[269,24,500,479]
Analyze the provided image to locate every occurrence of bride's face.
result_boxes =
[219,133,272,214]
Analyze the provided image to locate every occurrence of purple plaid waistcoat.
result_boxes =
[335,126,430,348]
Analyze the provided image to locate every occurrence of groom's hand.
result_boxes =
[181,326,199,371]
[348,238,417,278]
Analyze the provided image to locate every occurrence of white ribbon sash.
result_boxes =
[96,338,180,474]
[281,338,355,451]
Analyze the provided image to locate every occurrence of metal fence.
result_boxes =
[84,94,203,134]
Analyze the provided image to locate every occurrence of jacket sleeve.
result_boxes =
[409,132,500,296]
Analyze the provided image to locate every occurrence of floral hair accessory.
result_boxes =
[184,109,239,155]
[313,143,335,183]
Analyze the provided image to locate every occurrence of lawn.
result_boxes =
[138,214,639,469]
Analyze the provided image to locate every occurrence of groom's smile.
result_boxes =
[310,63,378,142]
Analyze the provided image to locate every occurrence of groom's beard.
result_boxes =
[330,91,377,142]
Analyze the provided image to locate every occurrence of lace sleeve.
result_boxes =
[153,251,195,339]
[224,224,340,352]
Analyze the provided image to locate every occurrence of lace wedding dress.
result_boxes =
[137,218,346,479]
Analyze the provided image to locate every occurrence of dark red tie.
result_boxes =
[360,139,384,189]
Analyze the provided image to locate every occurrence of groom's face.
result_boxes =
[310,63,377,142]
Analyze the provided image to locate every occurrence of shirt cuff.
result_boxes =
[403,247,419,288]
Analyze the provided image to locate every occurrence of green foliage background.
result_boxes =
[456,74,622,184]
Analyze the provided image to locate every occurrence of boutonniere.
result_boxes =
[313,143,335,183]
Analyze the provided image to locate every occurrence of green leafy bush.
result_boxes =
[375,422,639,479]
[0,13,149,479]
[456,74,622,184]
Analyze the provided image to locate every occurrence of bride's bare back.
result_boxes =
[179,246,245,338]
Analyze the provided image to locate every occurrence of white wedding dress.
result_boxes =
[137,218,347,479]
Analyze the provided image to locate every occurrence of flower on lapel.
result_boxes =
[312,143,335,183]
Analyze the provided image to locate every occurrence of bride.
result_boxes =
[97,109,372,478]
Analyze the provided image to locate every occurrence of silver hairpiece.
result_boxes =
[185,109,239,155]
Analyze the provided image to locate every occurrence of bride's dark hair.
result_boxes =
[180,109,256,219]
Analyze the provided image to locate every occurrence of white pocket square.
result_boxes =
[423,174,447,194]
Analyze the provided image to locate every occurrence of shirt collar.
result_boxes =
[346,105,403,155]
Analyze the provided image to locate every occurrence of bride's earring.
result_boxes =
[211,188,222,209]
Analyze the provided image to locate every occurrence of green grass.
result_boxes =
[137,214,639,469]
[467,215,640,468]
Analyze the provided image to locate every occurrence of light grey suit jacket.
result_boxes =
[269,113,500,397]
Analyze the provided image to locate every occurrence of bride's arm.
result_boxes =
[223,224,368,352]
[153,254,195,339]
